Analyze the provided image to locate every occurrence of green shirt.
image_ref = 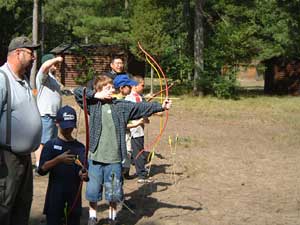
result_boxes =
[89,104,120,163]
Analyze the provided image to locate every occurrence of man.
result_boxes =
[34,54,64,171]
[0,36,42,225]
[108,55,125,79]
[87,55,125,89]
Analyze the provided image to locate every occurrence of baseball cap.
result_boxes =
[113,74,138,89]
[41,54,55,64]
[56,105,77,129]
[8,36,40,52]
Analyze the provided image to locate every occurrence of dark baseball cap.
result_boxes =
[113,74,138,89]
[56,105,77,129]
[8,36,40,52]
[41,54,55,64]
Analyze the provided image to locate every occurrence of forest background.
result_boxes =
[0,0,300,98]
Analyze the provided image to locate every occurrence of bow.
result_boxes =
[135,42,169,164]
[147,82,175,102]
[82,87,90,168]
[67,87,89,219]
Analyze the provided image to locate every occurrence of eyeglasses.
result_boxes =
[18,49,34,57]
[113,62,124,66]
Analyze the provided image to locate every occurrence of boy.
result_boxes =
[125,75,151,183]
[113,74,143,179]
[38,105,88,225]
[113,73,137,99]
[74,74,172,224]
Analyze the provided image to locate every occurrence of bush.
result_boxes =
[74,57,96,85]
[199,67,239,99]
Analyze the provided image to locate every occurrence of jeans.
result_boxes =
[86,160,123,203]
[41,115,57,144]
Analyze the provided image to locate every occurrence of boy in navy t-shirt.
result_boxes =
[38,105,88,225]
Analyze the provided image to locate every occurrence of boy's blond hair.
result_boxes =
[93,74,113,91]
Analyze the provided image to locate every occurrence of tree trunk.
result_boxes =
[193,0,204,96]
[150,66,154,95]
[30,0,39,89]
[40,1,44,56]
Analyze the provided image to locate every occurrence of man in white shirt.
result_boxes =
[34,54,63,170]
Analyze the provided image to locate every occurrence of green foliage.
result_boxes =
[199,0,300,98]
[129,0,194,87]
[129,0,172,59]
[0,0,19,10]
[73,49,96,85]
[212,70,238,99]
[0,0,33,60]
[199,66,239,99]
[44,0,129,47]
[74,16,130,44]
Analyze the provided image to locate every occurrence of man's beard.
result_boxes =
[49,68,56,75]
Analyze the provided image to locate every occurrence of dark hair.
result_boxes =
[111,55,124,63]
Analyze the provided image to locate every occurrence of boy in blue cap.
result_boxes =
[38,105,88,225]
[113,73,137,99]
[113,74,139,179]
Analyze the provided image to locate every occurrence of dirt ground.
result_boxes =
[29,90,300,225]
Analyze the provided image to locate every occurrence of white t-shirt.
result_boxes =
[36,68,62,117]
[125,91,145,138]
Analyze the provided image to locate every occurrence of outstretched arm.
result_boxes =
[127,98,172,121]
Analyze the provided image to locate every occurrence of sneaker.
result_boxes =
[137,178,153,184]
[108,219,117,225]
[124,172,136,180]
[88,217,97,225]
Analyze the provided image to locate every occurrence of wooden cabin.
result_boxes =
[264,57,300,95]
[50,43,145,87]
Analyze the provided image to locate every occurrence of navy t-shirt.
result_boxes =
[39,137,85,216]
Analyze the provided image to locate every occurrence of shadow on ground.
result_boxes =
[115,181,202,225]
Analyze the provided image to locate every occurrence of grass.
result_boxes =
[174,95,300,126]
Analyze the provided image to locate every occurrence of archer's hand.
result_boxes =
[134,118,144,126]
[57,150,75,165]
[79,168,89,182]
[162,98,172,110]
[56,56,64,63]
[94,89,113,100]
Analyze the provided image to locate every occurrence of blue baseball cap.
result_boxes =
[56,105,77,129]
[113,74,138,89]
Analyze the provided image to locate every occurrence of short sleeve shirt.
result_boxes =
[39,137,85,215]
